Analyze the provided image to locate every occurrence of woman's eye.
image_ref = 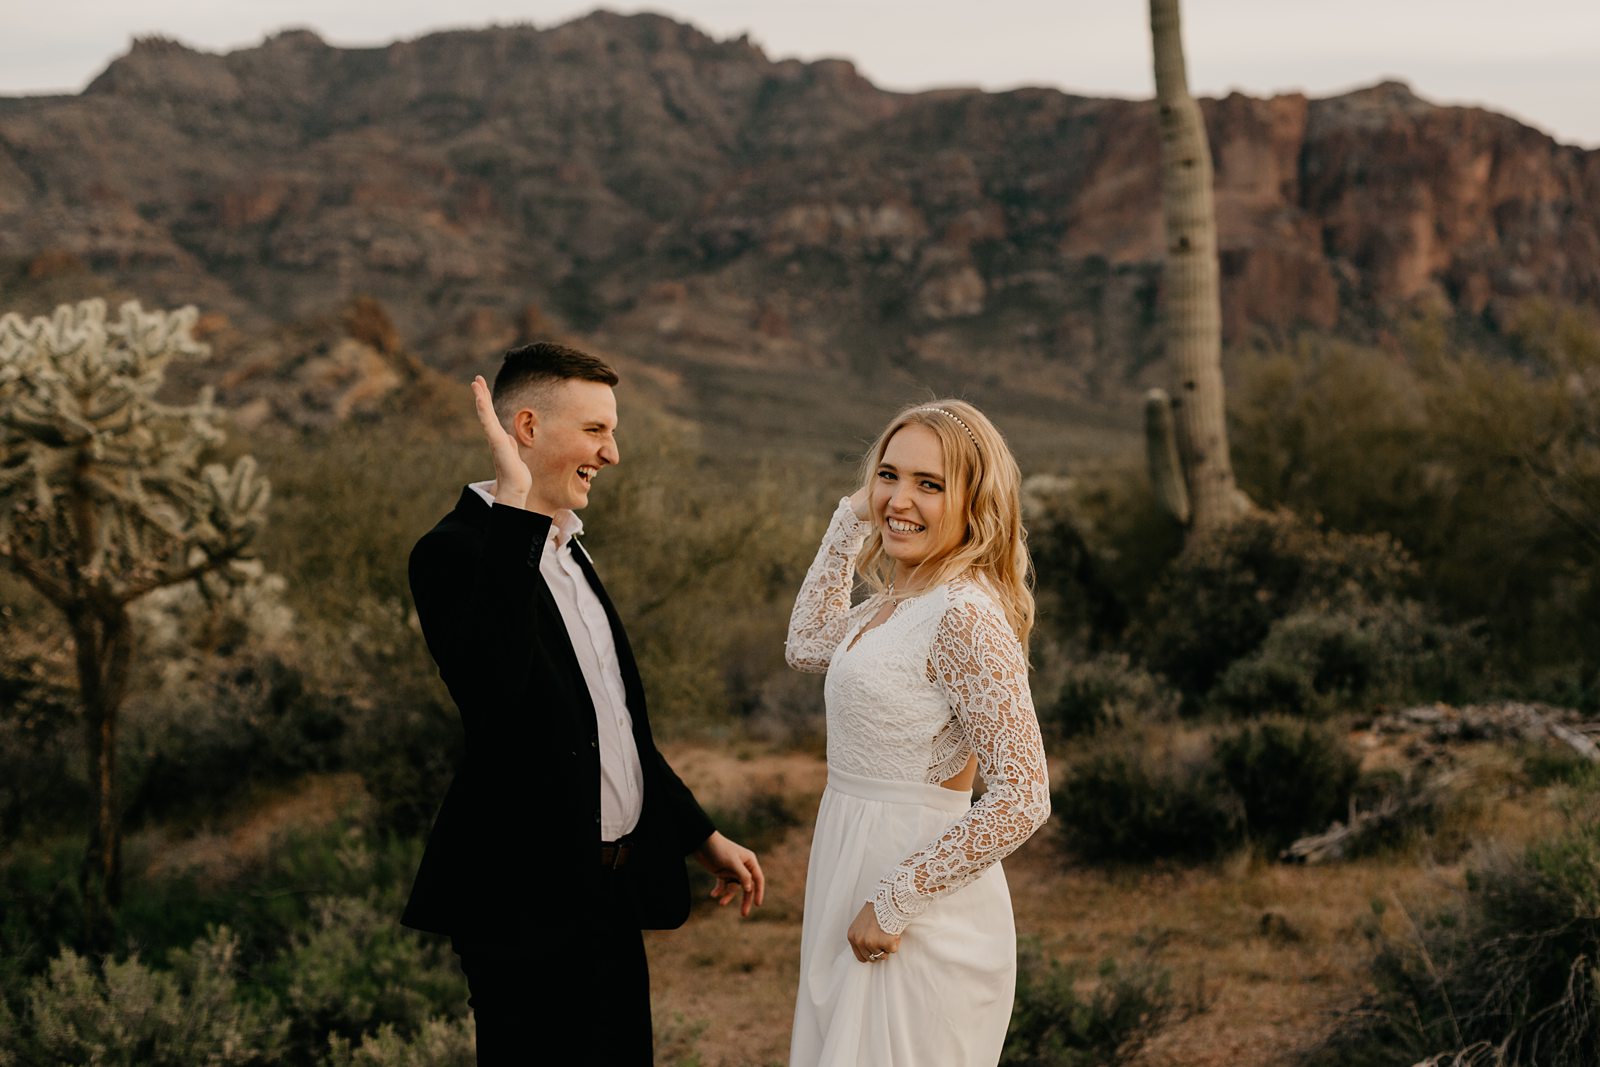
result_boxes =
[877,470,895,480]
[921,480,943,492]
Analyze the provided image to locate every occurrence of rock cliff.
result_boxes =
[1,13,1595,425]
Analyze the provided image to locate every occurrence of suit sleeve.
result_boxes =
[648,747,717,856]
[408,504,553,745]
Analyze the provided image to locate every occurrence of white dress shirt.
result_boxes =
[470,481,644,840]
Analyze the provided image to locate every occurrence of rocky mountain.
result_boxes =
[1,11,1596,445]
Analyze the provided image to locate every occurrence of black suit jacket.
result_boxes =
[401,487,715,949]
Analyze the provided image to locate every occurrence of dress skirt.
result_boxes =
[790,766,1017,1067]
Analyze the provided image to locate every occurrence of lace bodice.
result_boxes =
[786,498,1051,935]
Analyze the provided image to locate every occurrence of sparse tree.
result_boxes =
[1146,0,1250,533]
[0,299,269,945]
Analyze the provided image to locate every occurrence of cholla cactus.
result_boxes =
[0,298,270,944]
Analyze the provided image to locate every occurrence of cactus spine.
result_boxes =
[0,298,269,945]
[1148,0,1249,532]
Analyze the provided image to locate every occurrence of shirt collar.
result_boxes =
[467,480,585,550]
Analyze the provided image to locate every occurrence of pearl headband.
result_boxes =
[921,406,979,447]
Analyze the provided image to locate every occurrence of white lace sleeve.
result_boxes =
[785,497,868,673]
[871,594,1051,935]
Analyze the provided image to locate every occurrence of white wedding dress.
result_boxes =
[785,499,1051,1067]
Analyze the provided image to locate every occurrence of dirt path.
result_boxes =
[647,742,1556,1067]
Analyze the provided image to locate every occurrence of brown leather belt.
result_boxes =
[599,839,634,870]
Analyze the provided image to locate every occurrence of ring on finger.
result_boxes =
[868,950,885,961]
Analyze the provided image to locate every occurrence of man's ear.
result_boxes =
[511,407,539,446]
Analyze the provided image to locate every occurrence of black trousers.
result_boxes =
[456,870,652,1066]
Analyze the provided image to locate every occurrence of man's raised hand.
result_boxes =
[471,375,532,509]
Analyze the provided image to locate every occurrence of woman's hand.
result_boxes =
[849,484,873,523]
[471,375,532,509]
[847,901,900,963]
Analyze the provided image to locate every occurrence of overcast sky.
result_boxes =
[3,1,1596,147]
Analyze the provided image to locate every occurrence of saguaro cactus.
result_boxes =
[0,299,269,944]
[1147,0,1249,532]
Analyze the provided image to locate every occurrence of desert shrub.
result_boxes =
[121,653,346,824]
[320,1016,476,1067]
[1042,652,1180,740]
[0,840,83,1000]
[275,895,466,1052]
[577,429,823,735]
[1307,802,1600,1067]
[0,927,288,1067]
[1214,717,1359,851]
[1210,600,1485,720]
[1002,939,1181,1066]
[1230,309,1600,674]
[321,597,464,837]
[1054,731,1244,863]
[701,790,802,856]
[1023,468,1183,650]
[1139,509,1416,701]
[247,420,477,625]
[103,821,421,974]
[1520,746,1600,790]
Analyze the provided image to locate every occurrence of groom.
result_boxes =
[403,342,764,1064]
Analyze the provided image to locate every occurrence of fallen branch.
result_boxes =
[1280,771,1459,865]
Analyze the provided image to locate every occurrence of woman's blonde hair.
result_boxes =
[855,399,1035,650]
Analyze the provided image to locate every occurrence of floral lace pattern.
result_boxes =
[786,498,1051,935]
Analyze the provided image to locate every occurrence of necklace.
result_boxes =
[885,582,926,604]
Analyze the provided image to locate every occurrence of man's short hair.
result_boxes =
[491,342,619,422]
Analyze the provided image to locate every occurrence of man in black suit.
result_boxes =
[403,342,764,1064]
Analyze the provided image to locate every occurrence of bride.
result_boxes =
[785,400,1051,1066]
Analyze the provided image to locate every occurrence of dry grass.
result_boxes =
[647,741,1574,1067]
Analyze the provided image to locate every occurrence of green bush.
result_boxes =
[1002,939,1180,1066]
[1307,800,1600,1067]
[121,652,345,825]
[1521,746,1600,790]
[1210,602,1483,719]
[1043,653,1180,740]
[275,895,466,1052]
[1214,717,1359,851]
[1023,467,1183,651]
[320,1016,476,1067]
[1054,732,1244,863]
[1229,311,1600,675]
[1,927,288,1067]
[1139,509,1417,702]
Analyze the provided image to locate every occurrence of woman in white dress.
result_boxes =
[785,400,1051,1066]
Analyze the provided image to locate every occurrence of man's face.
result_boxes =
[521,379,620,514]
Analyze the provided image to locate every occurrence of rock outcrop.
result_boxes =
[1,13,1596,408]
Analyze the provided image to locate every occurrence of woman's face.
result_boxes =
[871,424,964,577]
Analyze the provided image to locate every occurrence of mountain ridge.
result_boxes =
[2,11,1596,446]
